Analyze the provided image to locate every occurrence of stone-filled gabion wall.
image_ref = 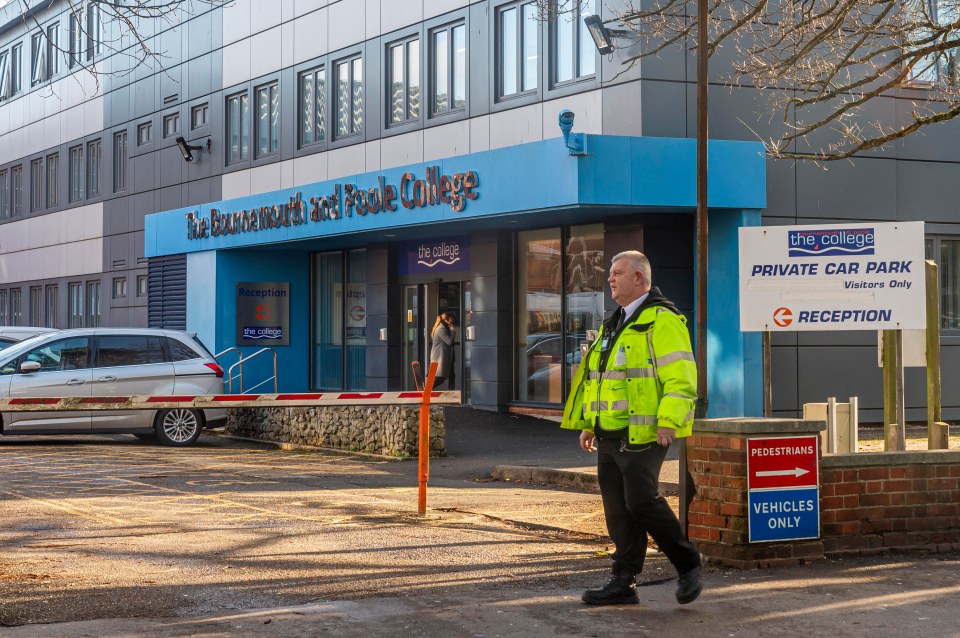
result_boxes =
[225,406,446,457]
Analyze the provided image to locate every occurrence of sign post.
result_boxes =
[747,436,820,543]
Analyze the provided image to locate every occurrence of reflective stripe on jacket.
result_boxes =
[561,304,697,445]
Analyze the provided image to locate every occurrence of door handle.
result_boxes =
[66,379,86,386]
[98,376,117,382]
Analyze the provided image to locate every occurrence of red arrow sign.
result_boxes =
[747,436,819,490]
[772,307,793,327]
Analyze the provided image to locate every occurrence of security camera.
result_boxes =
[558,109,575,142]
[558,109,586,156]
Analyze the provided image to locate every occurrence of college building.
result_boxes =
[1,0,957,421]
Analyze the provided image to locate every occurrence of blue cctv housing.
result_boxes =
[558,109,586,156]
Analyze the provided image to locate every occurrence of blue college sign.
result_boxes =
[399,237,470,275]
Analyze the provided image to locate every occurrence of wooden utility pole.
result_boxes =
[925,260,949,449]
[882,330,905,451]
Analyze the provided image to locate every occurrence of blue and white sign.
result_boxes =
[236,282,290,346]
[399,237,470,275]
[748,487,820,543]
[739,222,925,331]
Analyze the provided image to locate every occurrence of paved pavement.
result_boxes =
[1,406,957,638]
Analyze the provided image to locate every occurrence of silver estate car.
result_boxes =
[0,328,227,446]
[0,327,55,349]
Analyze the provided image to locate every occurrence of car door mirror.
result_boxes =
[20,361,42,373]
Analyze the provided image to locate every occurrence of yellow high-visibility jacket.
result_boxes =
[562,300,698,445]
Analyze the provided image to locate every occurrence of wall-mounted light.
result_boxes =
[583,14,633,55]
[176,136,210,163]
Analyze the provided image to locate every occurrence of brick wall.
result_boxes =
[820,453,960,555]
[688,419,960,569]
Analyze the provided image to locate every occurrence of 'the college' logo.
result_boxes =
[788,228,875,257]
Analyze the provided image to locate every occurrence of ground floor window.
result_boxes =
[927,236,960,330]
[516,224,606,403]
[312,249,366,390]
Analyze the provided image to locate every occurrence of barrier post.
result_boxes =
[418,361,439,516]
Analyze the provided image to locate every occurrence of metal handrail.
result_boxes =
[215,347,243,393]
[227,348,278,394]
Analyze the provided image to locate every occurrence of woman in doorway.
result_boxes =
[430,312,456,389]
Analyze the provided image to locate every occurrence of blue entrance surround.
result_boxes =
[145,135,766,416]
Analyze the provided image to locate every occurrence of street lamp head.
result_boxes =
[584,14,615,55]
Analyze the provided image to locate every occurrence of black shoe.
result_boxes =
[675,566,703,604]
[581,572,639,605]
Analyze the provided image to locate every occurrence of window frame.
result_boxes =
[10,43,22,95]
[68,281,83,328]
[0,169,8,220]
[386,34,421,129]
[926,235,960,333]
[333,51,364,141]
[298,64,328,150]
[29,156,43,213]
[112,276,127,299]
[137,121,153,146]
[44,284,57,329]
[10,164,23,216]
[191,103,209,130]
[47,22,59,79]
[162,112,181,139]
[86,138,101,199]
[46,152,59,208]
[429,20,468,119]
[225,90,250,165]
[30,31,45,86]
[254,80,281,159]
[549,0,598,88]
[494,1,542,104]
[68,144,83,203]
[113,130,127,193]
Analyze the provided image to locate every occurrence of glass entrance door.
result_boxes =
[401,285,421,390]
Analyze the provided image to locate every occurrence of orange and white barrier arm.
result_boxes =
[0,391,461,411]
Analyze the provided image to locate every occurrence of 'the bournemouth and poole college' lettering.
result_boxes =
[186,166,479,240]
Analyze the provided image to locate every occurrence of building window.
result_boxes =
[113,131,127,192]
[498,1,539,99]
[112,277,127,299]
[86,139,101,198]
[10,44,22,95]
[226,91,249,163]
[0,290,6,324]
[432,22,466,116]
[85,280,101,327]
[68,145,83,202]
[47,22,59,78]
[69,11,80,68]
[86,3,101,61]
[191,103,208,129]
[30,157,43,212]
[137,121,152,146]
[29,286,42,327]
[31,32,46,85]
[312,249,367,390]
[926,237,960,330]
[10,165,23,216]
[0,50,8,100]
[335,55,363,138]
[388,37,420,126]
[137,274,148,297]
[163,112,180,138]
[68,282,83,328]
[46,153,59,207]
[10,288,22,326]
[0,170,8,219]
[552,0,595,84]
[516,224,607,403]
[255,81,280,157]
[44,284,57,328]
[299,66,326,147]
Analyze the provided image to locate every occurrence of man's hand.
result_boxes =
[580,430,597,452]
[656,427,676,447]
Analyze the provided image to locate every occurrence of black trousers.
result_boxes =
[596,437,700,576]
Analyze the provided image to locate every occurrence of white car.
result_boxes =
[0,327,55,348]
[0,328,227,446]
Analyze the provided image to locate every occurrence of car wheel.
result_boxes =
[154,409,203,447]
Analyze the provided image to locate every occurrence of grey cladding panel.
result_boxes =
[639,80,686,139]
[796,158,897,220]
[601,82,643,137]
[896,160,960,223]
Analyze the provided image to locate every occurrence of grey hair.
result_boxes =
[611,250,652,287]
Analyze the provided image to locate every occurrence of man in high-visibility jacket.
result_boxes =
[562,250,703,606]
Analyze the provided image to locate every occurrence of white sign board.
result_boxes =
[739,222,925,332]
